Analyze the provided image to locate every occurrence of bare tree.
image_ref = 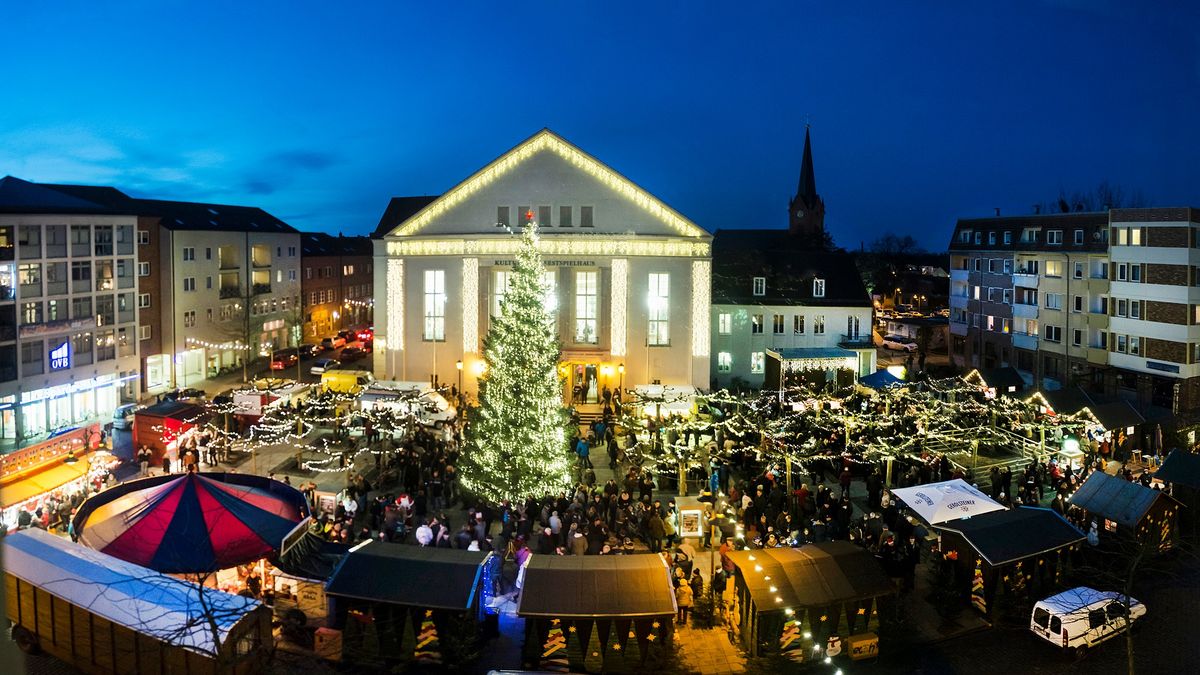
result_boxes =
[1036,181,1149,214]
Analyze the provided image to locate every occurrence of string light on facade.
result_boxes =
[462,257,479,353]
[610,258,628,357]
[387,236,710,259]
[691,259,711,357]
[185,337,248,351]
[386,257,404,353]
[389,130,708,240]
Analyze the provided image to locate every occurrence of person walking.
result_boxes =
[675,580,694,625]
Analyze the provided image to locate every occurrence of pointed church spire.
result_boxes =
[796,124,817,210]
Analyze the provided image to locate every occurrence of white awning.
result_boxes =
[890,479,1006,525]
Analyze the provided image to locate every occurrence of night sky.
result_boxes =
[3,1,1197,250]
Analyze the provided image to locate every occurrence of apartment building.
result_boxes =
[949,207,1200,416]
[300,233,373,342]
[0,177,140,447]
[711,230,874,389]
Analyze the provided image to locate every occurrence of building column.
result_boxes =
[691,259,711,387]
[384,256,404,379]
[462,257,478,354]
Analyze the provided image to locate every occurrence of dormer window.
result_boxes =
[988,232,996,245]
[813,278,826,298]
[960,230,971,243]
[752,277,766,296]
[974,232,982,245]
[1003,231,1012,244]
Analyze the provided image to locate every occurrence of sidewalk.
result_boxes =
[675,623,746,674]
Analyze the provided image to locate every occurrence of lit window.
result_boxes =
[717,352,731,372]
[423,269,446,341]
[773,314,785,334]
[794,315,805,334]
[648,273,670,346]
[718,313,731,335]
[813,278,825,298]
[814,315,825,335]
[575,271,598,343]
[751,314,763,335]
[752,277,766,296]
[750,351,765,373]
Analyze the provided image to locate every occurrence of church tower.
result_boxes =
[788,126,826,240]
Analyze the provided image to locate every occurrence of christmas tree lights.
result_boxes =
[459,222,572,504]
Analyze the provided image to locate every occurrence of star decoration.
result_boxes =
[424,609,433,618]
[819,615,828,622]
[551,619,560,626]
[647,634,656,641]
[857,608,866,615]
[568,626,577,633]
[652,621,660,629]
[612,644,621,651]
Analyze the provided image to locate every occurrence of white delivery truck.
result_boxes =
[358,380,456,429]
[1030,586,1145,654]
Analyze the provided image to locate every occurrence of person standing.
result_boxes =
[675,580,693,625]
[647,510,665,553]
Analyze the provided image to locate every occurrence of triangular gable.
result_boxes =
[383,129,708,240]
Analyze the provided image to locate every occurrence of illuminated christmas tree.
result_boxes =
[461,221,571,504]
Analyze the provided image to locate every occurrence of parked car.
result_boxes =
[340,345,366,361]
[310,358,340,375]
[1031,587,1145,655]
[881,335,919,352]
[321,335,347,350]
[164,388,206,401]
[112,403,138,430]
[356,329,374,343]
[270,349,299,370]
[298,343,321,358]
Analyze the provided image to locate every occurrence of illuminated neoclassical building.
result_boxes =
[371,129,712,401]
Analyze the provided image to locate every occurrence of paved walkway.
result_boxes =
[674,623,746,673]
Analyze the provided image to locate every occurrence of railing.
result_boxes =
[251,283,272,296]
[838,334,873,348]
[219,286,241,299]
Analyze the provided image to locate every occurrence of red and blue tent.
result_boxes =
[72,472,310,574]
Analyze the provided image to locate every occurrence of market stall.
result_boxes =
[1,424,118,532]
[1154,449,1200,535]
[3,528,272,673]
[324,543,496,666]
[1068,471,1181,551]
[71,472,311,574]
[517,554,677,673]
[726,542,894,661]
[890,479,1006,525]
[131,399,208,465]
[935,506,1085,617]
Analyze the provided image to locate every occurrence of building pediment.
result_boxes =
[378,129,709,242]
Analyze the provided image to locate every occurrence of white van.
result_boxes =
[359,381,456,429]
[1030,587,1145,653]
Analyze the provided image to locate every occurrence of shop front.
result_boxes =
[559,353,623,407]
[10,374,126,443]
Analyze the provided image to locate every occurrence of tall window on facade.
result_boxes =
[750,351,765,373]
[647,273,670,346]
[773,314,784,334]
[813,278,826,298]
[752,277,766,296]
[538,206,552,227]
[497,206,510,227]
[423,269,446,341]
[847,316,860,338]
[814,315,825,334]
[717,352,731,372]
[541,270,558,312]
[794,315,805,334]
[717,312,731,335]
[574,270,598,343]
[493,270,512,316]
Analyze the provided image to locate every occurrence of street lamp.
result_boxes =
[456,360,463,394]
[617,363,624,392]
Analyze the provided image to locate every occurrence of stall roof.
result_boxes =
[2,528,261,656]
[1154,450,1200,490]
[859,369,905,390]
[936,507,1085,567]
[136,399,206,419]
[1068,472,1177,528]
[726,542,893,612]
[325,541,490,611]
[769,347,857,361]
[980,367,1025,394]
[1089,401,1144,431]
[517,554,676,618]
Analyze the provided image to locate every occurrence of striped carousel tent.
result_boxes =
[71,472,310,574]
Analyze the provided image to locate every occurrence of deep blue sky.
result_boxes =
[3,1,1197,250]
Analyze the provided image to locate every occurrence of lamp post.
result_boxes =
[456,360,463,395]
[618,363,624,391]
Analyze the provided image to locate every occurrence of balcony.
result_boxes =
[838,334,874,349]
[251,283,272,296]
[1088,312,1108,329]
[1013,302,1038,320]
[1013,331,1038,351]
[219,286,241,299]
[1086,347,1109,365]
[1013,270,1039,288]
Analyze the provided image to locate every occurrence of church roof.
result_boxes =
[712,229,871,307]
[795,126,818,211]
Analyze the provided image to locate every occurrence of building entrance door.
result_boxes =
[570,363,600,405]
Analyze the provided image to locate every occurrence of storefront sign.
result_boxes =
[49,341,71,371]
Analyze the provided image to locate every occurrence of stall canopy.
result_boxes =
[1155,450,1200,490]
[726,541,892,610]
[935,507,1085,567]
[1068,471,1178,528]
[2,528,262,656]
[325,542,489,610]
[517,554,676,618]
[859,369,905,390]
[890,479,1006,524]
[72,472,310,573]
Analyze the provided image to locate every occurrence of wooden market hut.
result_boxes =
[725,542,894,660]
[516,554,677,674]
[935,507,1085,617]
[131,399,208,465]
[1068,471,1182,551]
[324,542,495,665]
[1154,449,1200,535]
[3,528,272,675]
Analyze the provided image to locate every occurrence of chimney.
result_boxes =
[994,207,1001,217]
